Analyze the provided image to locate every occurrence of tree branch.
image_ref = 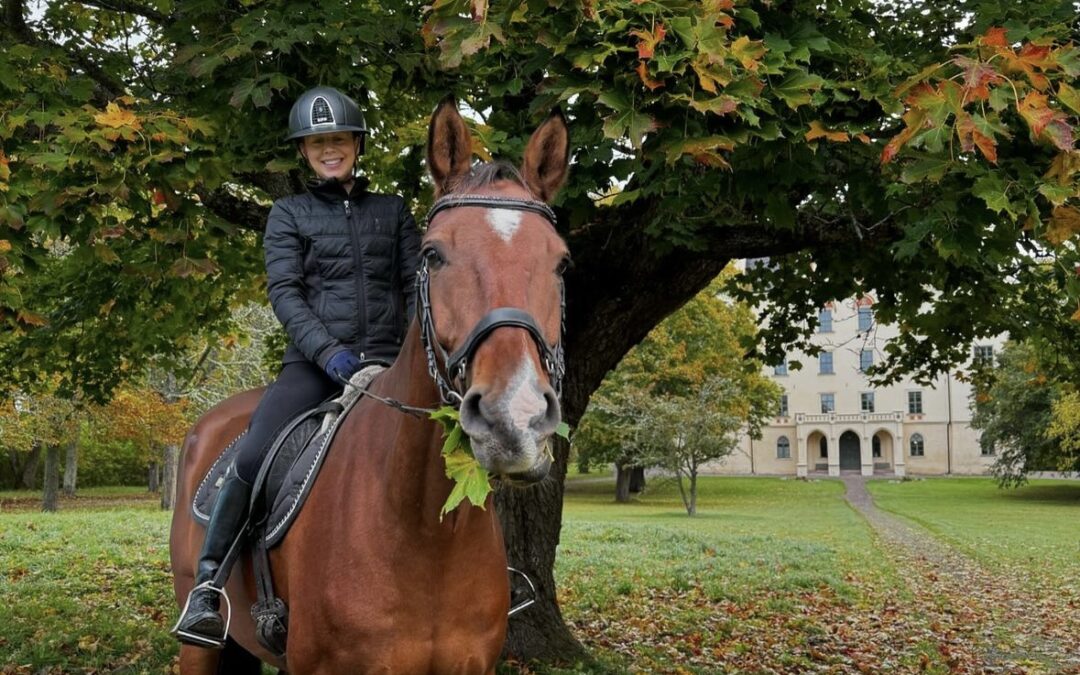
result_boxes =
[195,187,270,233]
[72,0,172,24]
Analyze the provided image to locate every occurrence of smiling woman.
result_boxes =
[298,131,361,185]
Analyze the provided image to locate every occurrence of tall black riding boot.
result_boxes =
[173,467,252,649]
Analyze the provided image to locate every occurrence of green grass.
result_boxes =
[2,476,1077,673]
[866,477,1080,595]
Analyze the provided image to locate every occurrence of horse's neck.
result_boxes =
[350,325,462,528]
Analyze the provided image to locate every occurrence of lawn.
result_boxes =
[865,477,1080,598]
[1,476,1076,673]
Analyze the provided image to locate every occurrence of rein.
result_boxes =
[359,193,566,416]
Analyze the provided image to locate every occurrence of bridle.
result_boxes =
[417,194,566,407]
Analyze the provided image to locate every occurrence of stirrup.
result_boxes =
[171,580,233,649]
[507,567,536,617]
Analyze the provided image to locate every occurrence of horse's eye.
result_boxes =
[423,247,446,268]
[556,255,573,276]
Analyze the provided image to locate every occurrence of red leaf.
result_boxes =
[1018,91,1059,136]
[631,24,666,60]
[981,27,1008,48]
[635,61,664,91]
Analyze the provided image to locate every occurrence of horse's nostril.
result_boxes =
[460,390,492,432]
[529,390,561,434]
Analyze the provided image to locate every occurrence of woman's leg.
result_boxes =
[174,360,340,648]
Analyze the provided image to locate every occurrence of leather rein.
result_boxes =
[359,194,566,417]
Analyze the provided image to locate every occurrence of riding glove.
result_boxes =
[325,350,363,385]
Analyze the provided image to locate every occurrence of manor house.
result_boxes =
[718,296,1003,477]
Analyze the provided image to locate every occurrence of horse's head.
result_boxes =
[421,98,570,485]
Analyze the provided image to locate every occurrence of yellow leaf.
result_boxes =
[16,310,48,327]
[805,120,850,143]
[470,134,492,162]
[94,102,142,130]
[0,150,9,182]
[99,298,116,316]
[1072,305,1080,322]
[1044,205,1080,246]
[0,240,10,253]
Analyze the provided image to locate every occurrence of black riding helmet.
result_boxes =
[286,86,368,154]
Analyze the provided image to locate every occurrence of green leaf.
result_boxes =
[972,173,1017,219]
[1058,82,1080,116]
[440,449,491,520]
[901,158,951,184]
[555,421,571,439]
[772,71,825,110]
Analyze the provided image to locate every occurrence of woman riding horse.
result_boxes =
[173,85,422,647]
[171,97,569,673]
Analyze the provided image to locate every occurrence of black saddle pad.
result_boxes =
[191,402,341,548]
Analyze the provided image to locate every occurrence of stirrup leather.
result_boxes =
[171,580,233,649]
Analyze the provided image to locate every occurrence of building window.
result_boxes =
[858,307,873,332]
[860,349,873,372]
[909,433,925,457]
[908,390,923,414]
[819,352,834,375]
[860,391,875,413]
[974,345,994,366]
[777,436,791,459]
[981,441,995,456]
[819,436,828,458]
[872,435,882,458]
[773,359,788,376]
[778,394,789,417]
[818,309,833,333]
[820,393,835,413]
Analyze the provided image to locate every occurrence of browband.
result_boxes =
[426,195,558,226]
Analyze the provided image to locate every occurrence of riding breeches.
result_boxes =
[233,360,342,483]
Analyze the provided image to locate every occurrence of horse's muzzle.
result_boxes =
[502,453,553,486]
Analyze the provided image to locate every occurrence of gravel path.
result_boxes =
[842,476,1080,674]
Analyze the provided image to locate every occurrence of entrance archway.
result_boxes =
[839,430,861,470]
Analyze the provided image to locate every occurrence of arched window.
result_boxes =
[819,436,828,458]
[872,435,881,458]
[777,436,791,459]
[909,433,925,457]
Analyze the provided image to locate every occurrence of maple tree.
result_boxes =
[1,0,1079,660]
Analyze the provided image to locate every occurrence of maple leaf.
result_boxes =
[955,114,997,163]
[881,108,928,164]
[980,27,1009,48]
[630,24,666,60]
[1045,206,1080,246]
[94,102,141,130]
[805,120,849,143]
[635,61,664,91]
[731,36,766,71]
[1018,91,1072,149]
[952,56,1002,102]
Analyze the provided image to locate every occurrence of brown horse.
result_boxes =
[169,99,570,674]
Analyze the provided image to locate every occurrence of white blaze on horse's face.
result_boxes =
[487,208,523,243]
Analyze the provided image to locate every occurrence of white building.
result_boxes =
[719,296,1004,477]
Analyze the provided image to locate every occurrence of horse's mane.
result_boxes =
[447,161,534,197]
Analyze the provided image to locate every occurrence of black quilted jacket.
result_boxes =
[264,178,422,369]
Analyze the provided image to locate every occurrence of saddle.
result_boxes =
[190,365,385,655]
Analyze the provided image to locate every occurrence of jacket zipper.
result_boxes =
[344,198,368,355]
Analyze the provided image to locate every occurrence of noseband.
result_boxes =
[417,194,566,407]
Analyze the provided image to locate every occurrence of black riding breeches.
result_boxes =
[233,360,342,483]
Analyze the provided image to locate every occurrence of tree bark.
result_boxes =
[614,461,632,503]
[689,468,698,517]
[496,437,590,665]
[20,441,41,490]
[629,466,646,493]
[62,440,77,497]
[160,443,179,510]
[42,444,60,512]
[148,461,160,492]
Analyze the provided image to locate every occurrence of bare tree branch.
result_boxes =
[72,0,172,24]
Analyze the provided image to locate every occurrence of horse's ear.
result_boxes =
[428,96,473,197]
[521,108,569,203]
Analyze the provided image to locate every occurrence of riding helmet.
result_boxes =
[285,86,368,150]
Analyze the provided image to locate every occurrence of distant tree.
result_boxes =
[972,341,1061,486]
[575,272,780,506]
[1046,390,1080,477]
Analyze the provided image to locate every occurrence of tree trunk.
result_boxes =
[496,437,589,665]
[614,461,632,503]
[63,440,77,497]
[676,470,691,516]
[21,441,42,490]
[42,444,60,512]
[629,466,646,493]
[688,468,698,517]
[148,461,160,492]
[160,444,179,510]
[494,244,728,662]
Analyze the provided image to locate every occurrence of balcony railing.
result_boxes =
[794,411,903,424]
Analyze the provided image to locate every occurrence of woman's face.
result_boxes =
[300,131,360,182]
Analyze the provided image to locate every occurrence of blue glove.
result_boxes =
[325,350,363,385]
